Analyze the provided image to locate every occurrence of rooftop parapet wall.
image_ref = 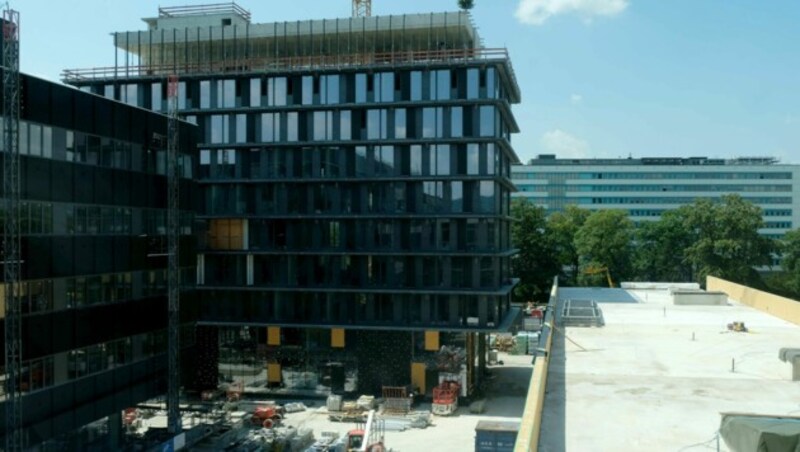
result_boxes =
[707,275,800,326]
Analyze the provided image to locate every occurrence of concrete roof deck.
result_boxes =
[538,287,800,451]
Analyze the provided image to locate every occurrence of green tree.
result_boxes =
[778,228,800,295]
[682,195,776,286]
[574,209,634,286]
[511,199,559,303]
[458,0,475,10]
[633,209,694,282]
[545,205,590,285]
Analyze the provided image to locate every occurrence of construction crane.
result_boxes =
[583,265,614,288]
[3,5,24,451]
[352,0,371,17]
[166,74,182,435]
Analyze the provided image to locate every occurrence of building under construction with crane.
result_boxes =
[65,0,521,408]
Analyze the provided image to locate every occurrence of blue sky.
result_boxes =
[17,0,800,163]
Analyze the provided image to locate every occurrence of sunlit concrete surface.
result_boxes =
[538,287,800,452]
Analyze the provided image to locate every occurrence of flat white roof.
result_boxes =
[538,286,800,451]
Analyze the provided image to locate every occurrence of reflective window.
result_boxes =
[467,68,479,99]
[451,181,463,212]
[422,108,435,138]
[480,181,495,212]
[451,107,463,138]
[355,73,367,103]
[302,75,314,105]
[487,144,496,175]
[355,146,368,176]
[250,78,261,107]
[340,110,352,140]
[436,145,450,176]
[287,112,298,142]
[376,72,394,102]
[479,106,495,137]
[321,75,340,104]
[486,68,497,99]
[151,82,163,111]
[410,71,422,101]
[221,79,236,107]
[410,145,422,175]
[376,146,394,175]
[395,109,407,139]
[200,81,211,108]
[367,109,388,140]
[236,114,247,143]
[272,77,287,106]
[467,144,479,175]
[314,111,333,141]
[261,113,279,142]
[29,124,42,156]
[210,115,225,144]
[124,84,138,106]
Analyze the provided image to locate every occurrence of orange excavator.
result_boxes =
[346,410,385,451]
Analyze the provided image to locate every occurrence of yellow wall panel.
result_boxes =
[331,328,345,348]
[267,363,282,383]
[424,331,440,351]
[267,327,281,346]
[411,362,426,395]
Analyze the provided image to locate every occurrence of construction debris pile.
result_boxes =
[242,425,316,451]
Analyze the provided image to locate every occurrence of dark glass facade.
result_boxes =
[0,73,198,448]
[68,9,521,398]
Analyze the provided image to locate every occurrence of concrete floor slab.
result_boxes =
[538,287,800,452]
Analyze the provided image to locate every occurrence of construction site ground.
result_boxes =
[276,351,533,452]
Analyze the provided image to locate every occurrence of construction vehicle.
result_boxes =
[249,405,284,429]
[346,410,385,451]
[431,380,461,416]
[583,265,614,288]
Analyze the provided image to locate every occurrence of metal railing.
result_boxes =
[62,47,516,86]
[158,2,251,21]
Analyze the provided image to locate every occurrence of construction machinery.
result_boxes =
[583,265,615,288]
[249,405,284,429]
[346,410,385,452]
[432,380,461,416]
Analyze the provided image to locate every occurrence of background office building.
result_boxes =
[66,3,521,397]
[512,154,800,239]
[0,72,198,448]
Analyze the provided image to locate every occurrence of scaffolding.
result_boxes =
[3,5,23,451]
[59,9,524,99]
[166,74,182,435]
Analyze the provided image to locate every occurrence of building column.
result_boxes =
[478,332,487,384]
[107,412,122,450]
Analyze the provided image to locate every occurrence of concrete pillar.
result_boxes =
[107,412,122,450]
[793,357,800,382]
[477,332,486,384]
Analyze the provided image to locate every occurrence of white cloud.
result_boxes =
[515,0,629,25]
[541,129,589,158]
[570,94,583,104]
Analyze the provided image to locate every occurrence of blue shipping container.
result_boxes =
[475,420,519,452]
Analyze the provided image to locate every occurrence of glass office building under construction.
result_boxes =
[65,3,521,401]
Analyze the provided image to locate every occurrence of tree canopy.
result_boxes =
[510,199,560,303]
[633,209,694,282]
[681,195,775,286]
[545,205,590,284]
[510,195,784,296]
[457,0,475,10]
[574,209,635,286]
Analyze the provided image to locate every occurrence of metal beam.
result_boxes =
[166,74,182,435]
[3,5,24,451]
